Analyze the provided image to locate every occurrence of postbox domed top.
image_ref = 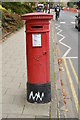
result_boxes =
[21,12,53,21]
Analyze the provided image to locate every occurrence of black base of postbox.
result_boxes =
[27,82,51,103]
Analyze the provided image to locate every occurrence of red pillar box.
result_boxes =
[21,13,53,103]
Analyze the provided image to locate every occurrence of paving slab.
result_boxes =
[22,102,50,117]
[1,20,57,118]
[2,95,15,104]
[0,43,2,119]
[12,94,26,105]
[2,104,23,114]
[2,87,8,96]
[1,114,7,119]
[20,114,35,118]
[7,114,21,118]
[5,88,26,96]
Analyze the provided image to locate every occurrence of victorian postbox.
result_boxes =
[21,13,53,103]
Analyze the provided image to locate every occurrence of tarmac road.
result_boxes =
[54,10,79,118]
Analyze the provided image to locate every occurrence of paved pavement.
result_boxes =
[1,19,58,119]
[0,41,2,120]
[78,32,80,118]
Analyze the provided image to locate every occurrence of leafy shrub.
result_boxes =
[2,2,34,36]
[2,10,24,36]
[2,2,33,15]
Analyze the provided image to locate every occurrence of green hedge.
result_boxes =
[2,2,33,15]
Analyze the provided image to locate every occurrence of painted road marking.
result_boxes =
[60,22,66,24]
[55,24,58,26]
[62,57,78,59]
[63,58,78,112]
[55,23,78,113]
[73,16,75,19]
[69,58,78,84]
[69,58,80,91]
[55,24,71,57]
[71,22,75,24]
